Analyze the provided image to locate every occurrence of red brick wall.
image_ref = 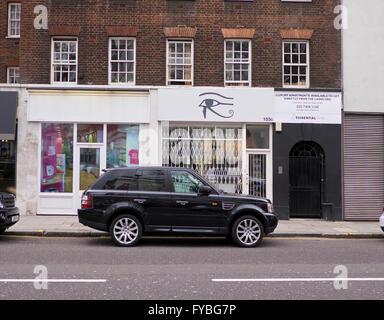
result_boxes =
[0,0,20,83]
[4,0,341,88]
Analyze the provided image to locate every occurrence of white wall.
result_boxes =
[343,0,384,112]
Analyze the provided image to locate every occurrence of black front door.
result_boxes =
[289,142,324,218]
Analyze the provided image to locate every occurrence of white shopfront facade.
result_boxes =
[157,88,275,200]
[25,88,152,215]
[15,86,341,216]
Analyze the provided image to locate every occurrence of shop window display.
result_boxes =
[107,125,139,168]
[162,126,242,194]
[77,124,103,143]
[41,124,73,193]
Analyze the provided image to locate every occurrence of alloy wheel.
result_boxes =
[111,215,141,246]
[232,216,264,247]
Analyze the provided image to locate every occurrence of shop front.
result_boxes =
[273,89,342,220]
[26,89,150,215]
[158,88,275,200]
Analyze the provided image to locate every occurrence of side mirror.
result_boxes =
[198,185,213,196]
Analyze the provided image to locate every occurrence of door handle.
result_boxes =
[134,199,147,204]
[176,200,189,206]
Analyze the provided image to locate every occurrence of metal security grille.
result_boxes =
[344,114,384,221]
[162,126,243,194]
[248,154,266,198]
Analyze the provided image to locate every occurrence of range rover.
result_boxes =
[78,167,278,247]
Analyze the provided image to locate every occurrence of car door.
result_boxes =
[130,168,174,232]
[169,169,226,233]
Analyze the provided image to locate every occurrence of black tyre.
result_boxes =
[0,227,6,234]
[110,214,142,247]
[231,215,264,248]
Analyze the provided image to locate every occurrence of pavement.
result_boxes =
[2,215,384,239]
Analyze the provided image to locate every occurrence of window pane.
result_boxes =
[119,40,126,49]
[127,50,134,61]
[246,126,269,149]
[171,171,204,193]
[126,40,134,50]
[102,171,137,190]
[119,50,126,60]
[137,170,167,192]
[41,124,73,193]
[79,148,100,191]
[77,124,103,143]
[107,125,139,168]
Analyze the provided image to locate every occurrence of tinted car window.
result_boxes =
[92,170,136,190]
[171,170,204,193]
[137,170,168,192]
[102,175,137,190]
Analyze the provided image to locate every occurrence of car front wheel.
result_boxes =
[231,215,264,247]
[110,214,142,247]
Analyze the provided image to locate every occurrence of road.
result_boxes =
[1,235,384,300]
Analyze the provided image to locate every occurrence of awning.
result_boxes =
[0,91,18,140]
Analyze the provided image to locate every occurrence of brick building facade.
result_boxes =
[0,0,343,220]
[1,0,341,88]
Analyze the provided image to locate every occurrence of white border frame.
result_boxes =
[166,38,194,86]
[7,2,21,38]
[7,67,20,84]
[108,37,136,86]
[224,39,252,87]
[282,40,310,88]
[51,37,79,85]
[243,124,273,201]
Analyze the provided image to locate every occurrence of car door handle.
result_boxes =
[134,199,147,204]
[176,200,189,206]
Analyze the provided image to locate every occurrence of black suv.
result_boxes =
[78,167,278,247]
[0,193,19,234]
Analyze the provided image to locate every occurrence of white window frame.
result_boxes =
[166,39,194,86]
[51,37,78,84]
[282,40,310,88]
[224,39,252,87]
[8,3,21,38]
[7,67,20,84]
[108,37,136,85]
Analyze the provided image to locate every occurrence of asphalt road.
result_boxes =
[1,235,384,300]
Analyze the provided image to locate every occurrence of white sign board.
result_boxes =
[158,88,275,123]
[28,90,150,123]
[274,91,342,124]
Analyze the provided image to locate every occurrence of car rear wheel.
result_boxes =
[110,214,142,247]
[0,227,6,234]
[231,215,264,247]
